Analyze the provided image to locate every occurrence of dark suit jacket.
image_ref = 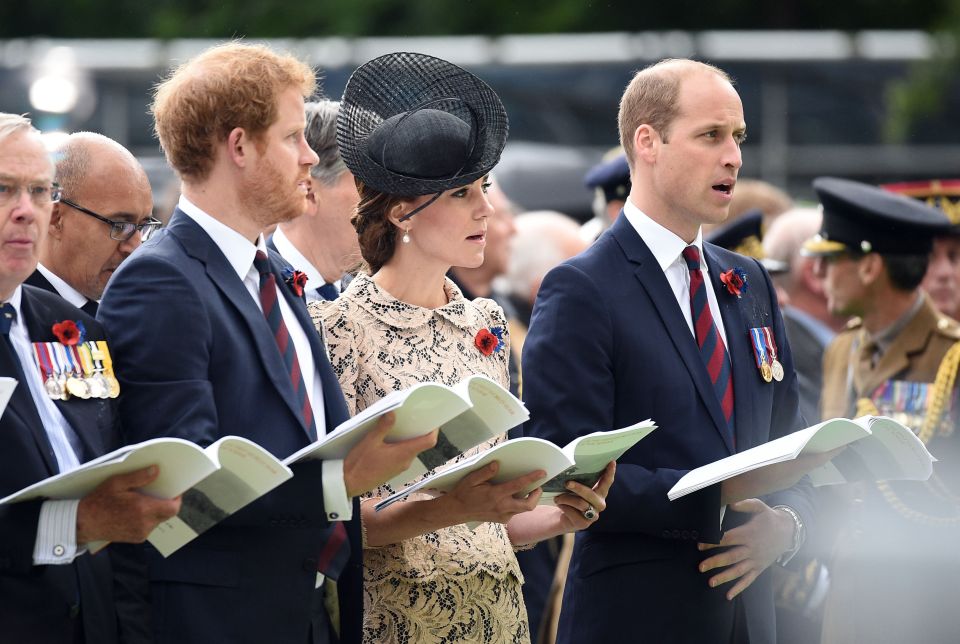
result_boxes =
[25,269,98,316]
[522,215,814,644]
[98,209,362,644]
[0,286,121,644]
[781,306,833,426]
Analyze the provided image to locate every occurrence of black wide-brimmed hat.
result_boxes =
[337,52,508,200]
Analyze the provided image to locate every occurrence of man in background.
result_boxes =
[27,132,158,315]
[269,100,360,302]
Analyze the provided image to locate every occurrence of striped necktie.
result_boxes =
[253,251,317,440]
[253,252,349,580]
[682,246,735,440]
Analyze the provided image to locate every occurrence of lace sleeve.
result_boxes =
[308,299,361,416]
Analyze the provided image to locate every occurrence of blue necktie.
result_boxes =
[316,283,339,301]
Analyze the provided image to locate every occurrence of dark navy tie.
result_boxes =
[682,246,735,441]
[252,252,349,580]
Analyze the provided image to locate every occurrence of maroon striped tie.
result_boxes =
[253,251,349,579]
[682,246,735,440]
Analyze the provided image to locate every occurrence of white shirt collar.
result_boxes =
[178,195,264,281]
[35,264,90,310]
[7,284,23,317]
[271,227,327,291]
[621,198,707,273]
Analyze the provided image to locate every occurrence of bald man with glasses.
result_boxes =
[26,132,158,315]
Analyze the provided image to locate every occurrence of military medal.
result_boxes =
[762,327,784,382]
[32,342,64,400]
[77,343,107,399]
[96,340,120,398]
[47,342,70,400]
[749,327,773,382]
[58,343,90,399]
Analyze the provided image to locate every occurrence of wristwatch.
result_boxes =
[773,504,805,565]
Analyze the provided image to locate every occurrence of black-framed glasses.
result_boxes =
[60,198,162,242]
[0,181,61,207]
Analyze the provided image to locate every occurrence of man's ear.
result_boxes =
[48,202,65,240]
[634,124,660,164]
[857,253,884,286]
[226,127,250,168]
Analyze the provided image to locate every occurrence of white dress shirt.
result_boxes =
[621,199,730,347]
[36,263,94,311]
[5,286,86,565]
[271,227,341,304]
[178,196,351,521]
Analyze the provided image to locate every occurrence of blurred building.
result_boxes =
[3,32,960,219]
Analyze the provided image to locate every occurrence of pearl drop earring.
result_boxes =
[402,228,411,244]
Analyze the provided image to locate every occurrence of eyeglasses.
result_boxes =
[0,181,62,207]
[60,198,162,242]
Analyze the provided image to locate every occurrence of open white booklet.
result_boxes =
[0,377,16,415]
[668,415,935,501]
[375,419,658,512]
[287,374,529,488]
[0,436,293,557]
[1,374,527,557]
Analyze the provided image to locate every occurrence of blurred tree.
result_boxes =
[0,0,956,38]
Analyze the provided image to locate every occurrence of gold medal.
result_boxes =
[66,375,91,399]
[107,375,120,398]
[771,359,784,382]
[760,362,773,382]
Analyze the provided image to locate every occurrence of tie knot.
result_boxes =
[0,302,16,335]
[682,245,701,271]
[253,250,271,276]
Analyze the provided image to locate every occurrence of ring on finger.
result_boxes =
[582,504,597,520]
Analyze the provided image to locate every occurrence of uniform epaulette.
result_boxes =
[935,315,960,340]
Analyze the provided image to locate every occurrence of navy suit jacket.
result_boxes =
[98,209,362,644]
[523,215,814,644]
[0,287,126,644]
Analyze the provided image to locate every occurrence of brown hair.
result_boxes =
[352,181,406,273]
[618,59,732,166]
[152,42,316,181]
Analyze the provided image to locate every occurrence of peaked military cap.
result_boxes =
[803,177,950,257]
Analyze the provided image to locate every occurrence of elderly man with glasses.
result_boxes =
[26,132,159,315]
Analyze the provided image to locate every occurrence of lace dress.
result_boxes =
[309,273,529,644]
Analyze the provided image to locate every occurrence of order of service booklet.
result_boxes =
[1,374,527,556]
[375,419,658,512]
[667,415,935,501]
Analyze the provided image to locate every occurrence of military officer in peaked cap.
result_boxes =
[884,179,960,320]
[808,176,960,644]
[580,152,630,242]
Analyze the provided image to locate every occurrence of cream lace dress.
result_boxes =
[309,273,529,644]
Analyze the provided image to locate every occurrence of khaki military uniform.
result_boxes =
[819,294,960,644]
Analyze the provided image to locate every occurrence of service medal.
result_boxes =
[760,362,773,382]
[771,359,784,382]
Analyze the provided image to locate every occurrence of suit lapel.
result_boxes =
[611,217,733,452]
[6,293,60,475]
[167,210,315,442]
[703,246,755,452]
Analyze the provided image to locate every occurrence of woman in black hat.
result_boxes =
[310,52,614,644]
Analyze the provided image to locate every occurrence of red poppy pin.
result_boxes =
[474,326,504,356]
[720,267,748,298]
[52,320,86,345]
[282,267,309,298]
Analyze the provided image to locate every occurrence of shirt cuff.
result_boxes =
[33,500,85,565]
[322,459,352,522]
